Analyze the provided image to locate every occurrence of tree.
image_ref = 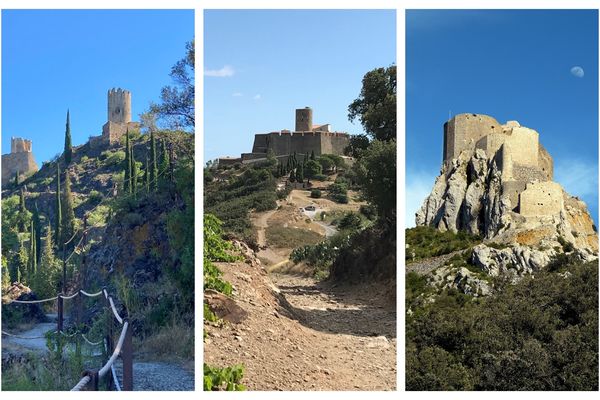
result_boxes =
[310,150,315,160]
[32,203,42,263]
[344,134,371,158]
[145,154,151,193]
[124,128,132,194]
[289,169,296,183]
[150,40,194,130]
[1,258,10,289]
[28,220,37,282]
[14,170,20,187]
[131,145,138,198]
[140,111,158,134]
[61,169,76,246]
[160,139,170,181]
[348,65,396,141]
[37,222,60,299]
[317,156,334,173]
[64,110,73,165]
[18,188,28,232]
[296,163,304,183]
[150,130,158,190]
[305,160,322,182]
[353,139,396,222]
[55,163,62,246]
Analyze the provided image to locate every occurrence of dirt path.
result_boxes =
[405,250,463,275]
[205,188,396,390]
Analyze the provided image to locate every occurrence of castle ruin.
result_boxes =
[2,137,38,186]
[443,113,559,218]
[91,88,140,147]
[223,107,351,165]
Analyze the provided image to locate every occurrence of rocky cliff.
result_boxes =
[416,117,597,283]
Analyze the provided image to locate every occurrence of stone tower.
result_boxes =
[295,107,313,132]
[2,137,38,186]
[107,88,132,124]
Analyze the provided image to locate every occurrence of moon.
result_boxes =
[570,66,584,78]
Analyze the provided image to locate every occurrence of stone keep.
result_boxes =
[100,88,140,146]
[2,137,38,186]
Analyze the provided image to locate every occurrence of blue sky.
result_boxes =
[204,9,396,162]
[2,9,194,164]
[406,9,599,226]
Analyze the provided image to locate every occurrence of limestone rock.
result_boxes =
[471,244,553,277]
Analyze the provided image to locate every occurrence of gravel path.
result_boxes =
[114,360,194,391]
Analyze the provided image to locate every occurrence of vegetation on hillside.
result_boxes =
[405,226,481,262]
[406,256,598,390]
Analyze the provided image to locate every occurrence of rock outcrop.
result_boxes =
[415,114,598,288]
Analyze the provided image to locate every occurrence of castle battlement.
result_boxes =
[11,137,33,153]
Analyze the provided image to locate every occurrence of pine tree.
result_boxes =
[61,169,76,246]
[150,130,158,191]
[64,110,72,165]
[124,128,132,194]
[55,163,62,246]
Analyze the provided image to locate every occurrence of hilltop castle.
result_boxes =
[1,137,39,186]
[220,107,351,165]
[443,113,558,218]
[91,88,140,147]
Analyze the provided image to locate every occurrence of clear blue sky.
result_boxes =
[204,9,396,162]
[2,9,194,164]
[406,9,599,226]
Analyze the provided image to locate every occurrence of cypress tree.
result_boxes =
[297,163,304,183]
[150,130,158,190]
[124,128,131,194]
[19,188,26,212]
[145,154,150,193]
[310,150,315,160]
[18,188,28,232]
[61,169,76,246]
[33,203,42,263]
[38,222,58,298]
[289,169,296,183]
[159,139,169,180]
[55,163,62,245]
[64,110,72,165]
[14,169,20,187]
[131,145,138,198]
[29,220,37,281]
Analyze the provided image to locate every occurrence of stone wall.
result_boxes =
[504,127,538,167]
[11,137,33,153]
[249,131,349,159]
[295,107,313,131]
[519,181,563,217]
[444,113,502,162]
[538,145,553,180]
[1,151,38,186]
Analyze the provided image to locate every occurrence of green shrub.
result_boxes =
[204,363,246,391]
[310,189,322,198]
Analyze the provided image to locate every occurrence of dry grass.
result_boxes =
[266,225,323,249]
[139,321,194,362]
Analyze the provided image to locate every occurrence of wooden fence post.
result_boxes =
[122,318,133,391]
[57,295,64,333]
[104,288,114,391]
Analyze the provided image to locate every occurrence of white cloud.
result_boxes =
[253,94,261,100]
[554,158,598,200]
[232,92,243,97]
[204,65,235,77]
[570,66,585,78]
[405,170,437,228]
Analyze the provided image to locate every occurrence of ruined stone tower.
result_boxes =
[98,87,140,146]
[295,107,313,132]
[2,137,38,186]
[107,88,132,124]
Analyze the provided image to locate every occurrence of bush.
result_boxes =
[338,212,362,231]
[102,150,126,167]
[359,204,377,220]
[310,189,321,198]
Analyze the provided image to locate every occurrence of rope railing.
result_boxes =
[4,285,133,391]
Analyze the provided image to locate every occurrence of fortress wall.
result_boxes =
[512,164,549,183]
[2,152,38,186]
[504,127,538,167]
[475,133,508,158]
[11,138,33,153]
[444,113,502,162]
[519,181,563,217]
[251,134,269,153]
[324,136,350,155]
[538,144,553,180]
[502,180,528,211]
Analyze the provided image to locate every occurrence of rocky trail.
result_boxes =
[205,190,396,390]
[405,250,463,276]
